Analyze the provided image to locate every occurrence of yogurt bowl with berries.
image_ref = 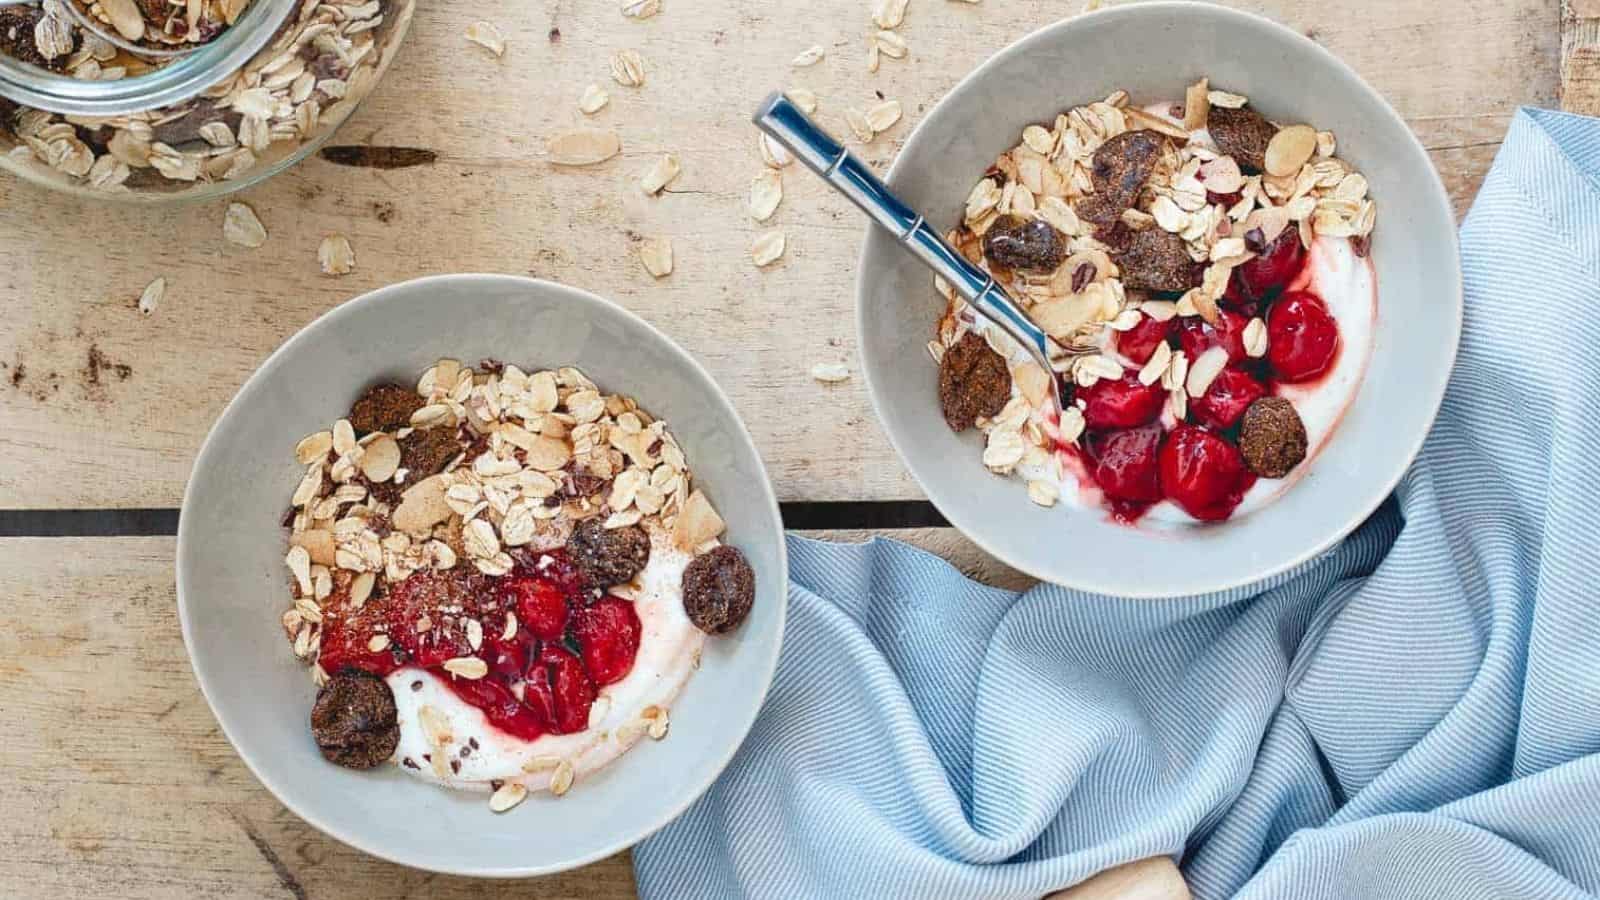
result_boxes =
[857,2,1460,596]
[178,275,786,876]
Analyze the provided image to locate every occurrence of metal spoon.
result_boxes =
[751,92,1066,415]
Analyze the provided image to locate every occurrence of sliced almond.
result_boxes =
[620,0,660,19]
[548,129,621,166]
[464,21,506,57]
[138,277,164,315]
[1207,89,1249,109]
[1243,317,1268,358]
[751,230,786,267]
[638,236,673,278]
[285,545,313,595]
[1185,345,1230,398]
[350,571,375,607]
[489,781,527,813]
[550,759,575,796]
[97,0,147,41]
[1199,155,1243,194]
[639,153,681,195]
[1265,124,1317,177]
[443,656,489,680]
[359,434,400,482]
[749,170,782,221]
[578,83,610,114]
[1137,341,1172,386]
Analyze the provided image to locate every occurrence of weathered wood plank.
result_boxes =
[0,0,1560,509]
[0,528,1024,897]
[1563,0,1600,115]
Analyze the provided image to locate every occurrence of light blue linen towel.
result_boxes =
[635,108,1600,899]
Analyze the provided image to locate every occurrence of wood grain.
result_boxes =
[1564,0,1600,115]
[0,0,1561,510]
[0,529,1028,898]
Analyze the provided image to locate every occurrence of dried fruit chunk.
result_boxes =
[981,214,1067,273]
[1207,106,1278,172]
[681,546,755,634]
[311,672,399,770]
[937,331,1011,432]
[1114,228,1201,294]
[349,384,424,435]
[1078,129,1166,226]
[1238,396,1308,478]
[566,518,651,589]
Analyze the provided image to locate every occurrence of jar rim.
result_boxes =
[0,0,300,117]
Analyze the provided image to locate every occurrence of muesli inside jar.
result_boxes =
[0,0,410,195]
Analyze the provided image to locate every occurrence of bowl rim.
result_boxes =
[854,0,1463,598]
[176,273,790,877]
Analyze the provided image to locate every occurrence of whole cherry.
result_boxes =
[1079,372,1165,430]
[1159,424,1255,521]
[1232,228,1305,301]
[1117,314,1175,366]
[1267,291,1340,382]
[1085,425,1165,503]
[1190,367,1268,431]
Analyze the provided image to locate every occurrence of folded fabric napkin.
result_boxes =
[635,108,1600,899]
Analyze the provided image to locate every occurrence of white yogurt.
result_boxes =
[385,524,705,792]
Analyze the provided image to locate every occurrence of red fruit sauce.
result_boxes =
[316,548,642,742]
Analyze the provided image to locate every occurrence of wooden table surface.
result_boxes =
[2,0,1593,896]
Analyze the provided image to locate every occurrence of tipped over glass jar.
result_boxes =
[0,0,413,202]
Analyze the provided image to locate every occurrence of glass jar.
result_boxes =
[0,0,413,202]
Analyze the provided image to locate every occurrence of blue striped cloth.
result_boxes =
[634,107,1600,899]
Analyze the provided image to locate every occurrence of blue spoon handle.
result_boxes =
[751,92,1057,372]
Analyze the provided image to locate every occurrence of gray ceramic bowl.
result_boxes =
[857,2,1461,597]
[177,275,787,876]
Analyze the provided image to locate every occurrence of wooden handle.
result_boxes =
[1042,857,1190,900]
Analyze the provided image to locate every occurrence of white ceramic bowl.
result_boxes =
[857,2,1461,596]
[177,275,787,876]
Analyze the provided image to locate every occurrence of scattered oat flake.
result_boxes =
[318,234,355,276]
[465,21,506,57]
[749,170,782,221]
[611,49,646,87]
[810,362,850,384]
[865,99,901,133]
[548,129,622,166]
[138,277,164,315]
[639,153,681,195]
[638,236,673,278]
[550,759,575,795]
[223,202,267,248]
[873,30,907,59]
[760,134,793,168]
[791,45,825,67]
[873,0,909,28]
[844,108,874,143]
[751,230,786,266]
[1027,479,1059,507]
[579,83,610,114]
[785,88,818,114]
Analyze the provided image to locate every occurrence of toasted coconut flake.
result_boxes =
[1182,77,1209,131]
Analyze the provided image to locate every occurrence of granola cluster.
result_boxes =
[0,0,402,192]
[929,81,1377,502]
